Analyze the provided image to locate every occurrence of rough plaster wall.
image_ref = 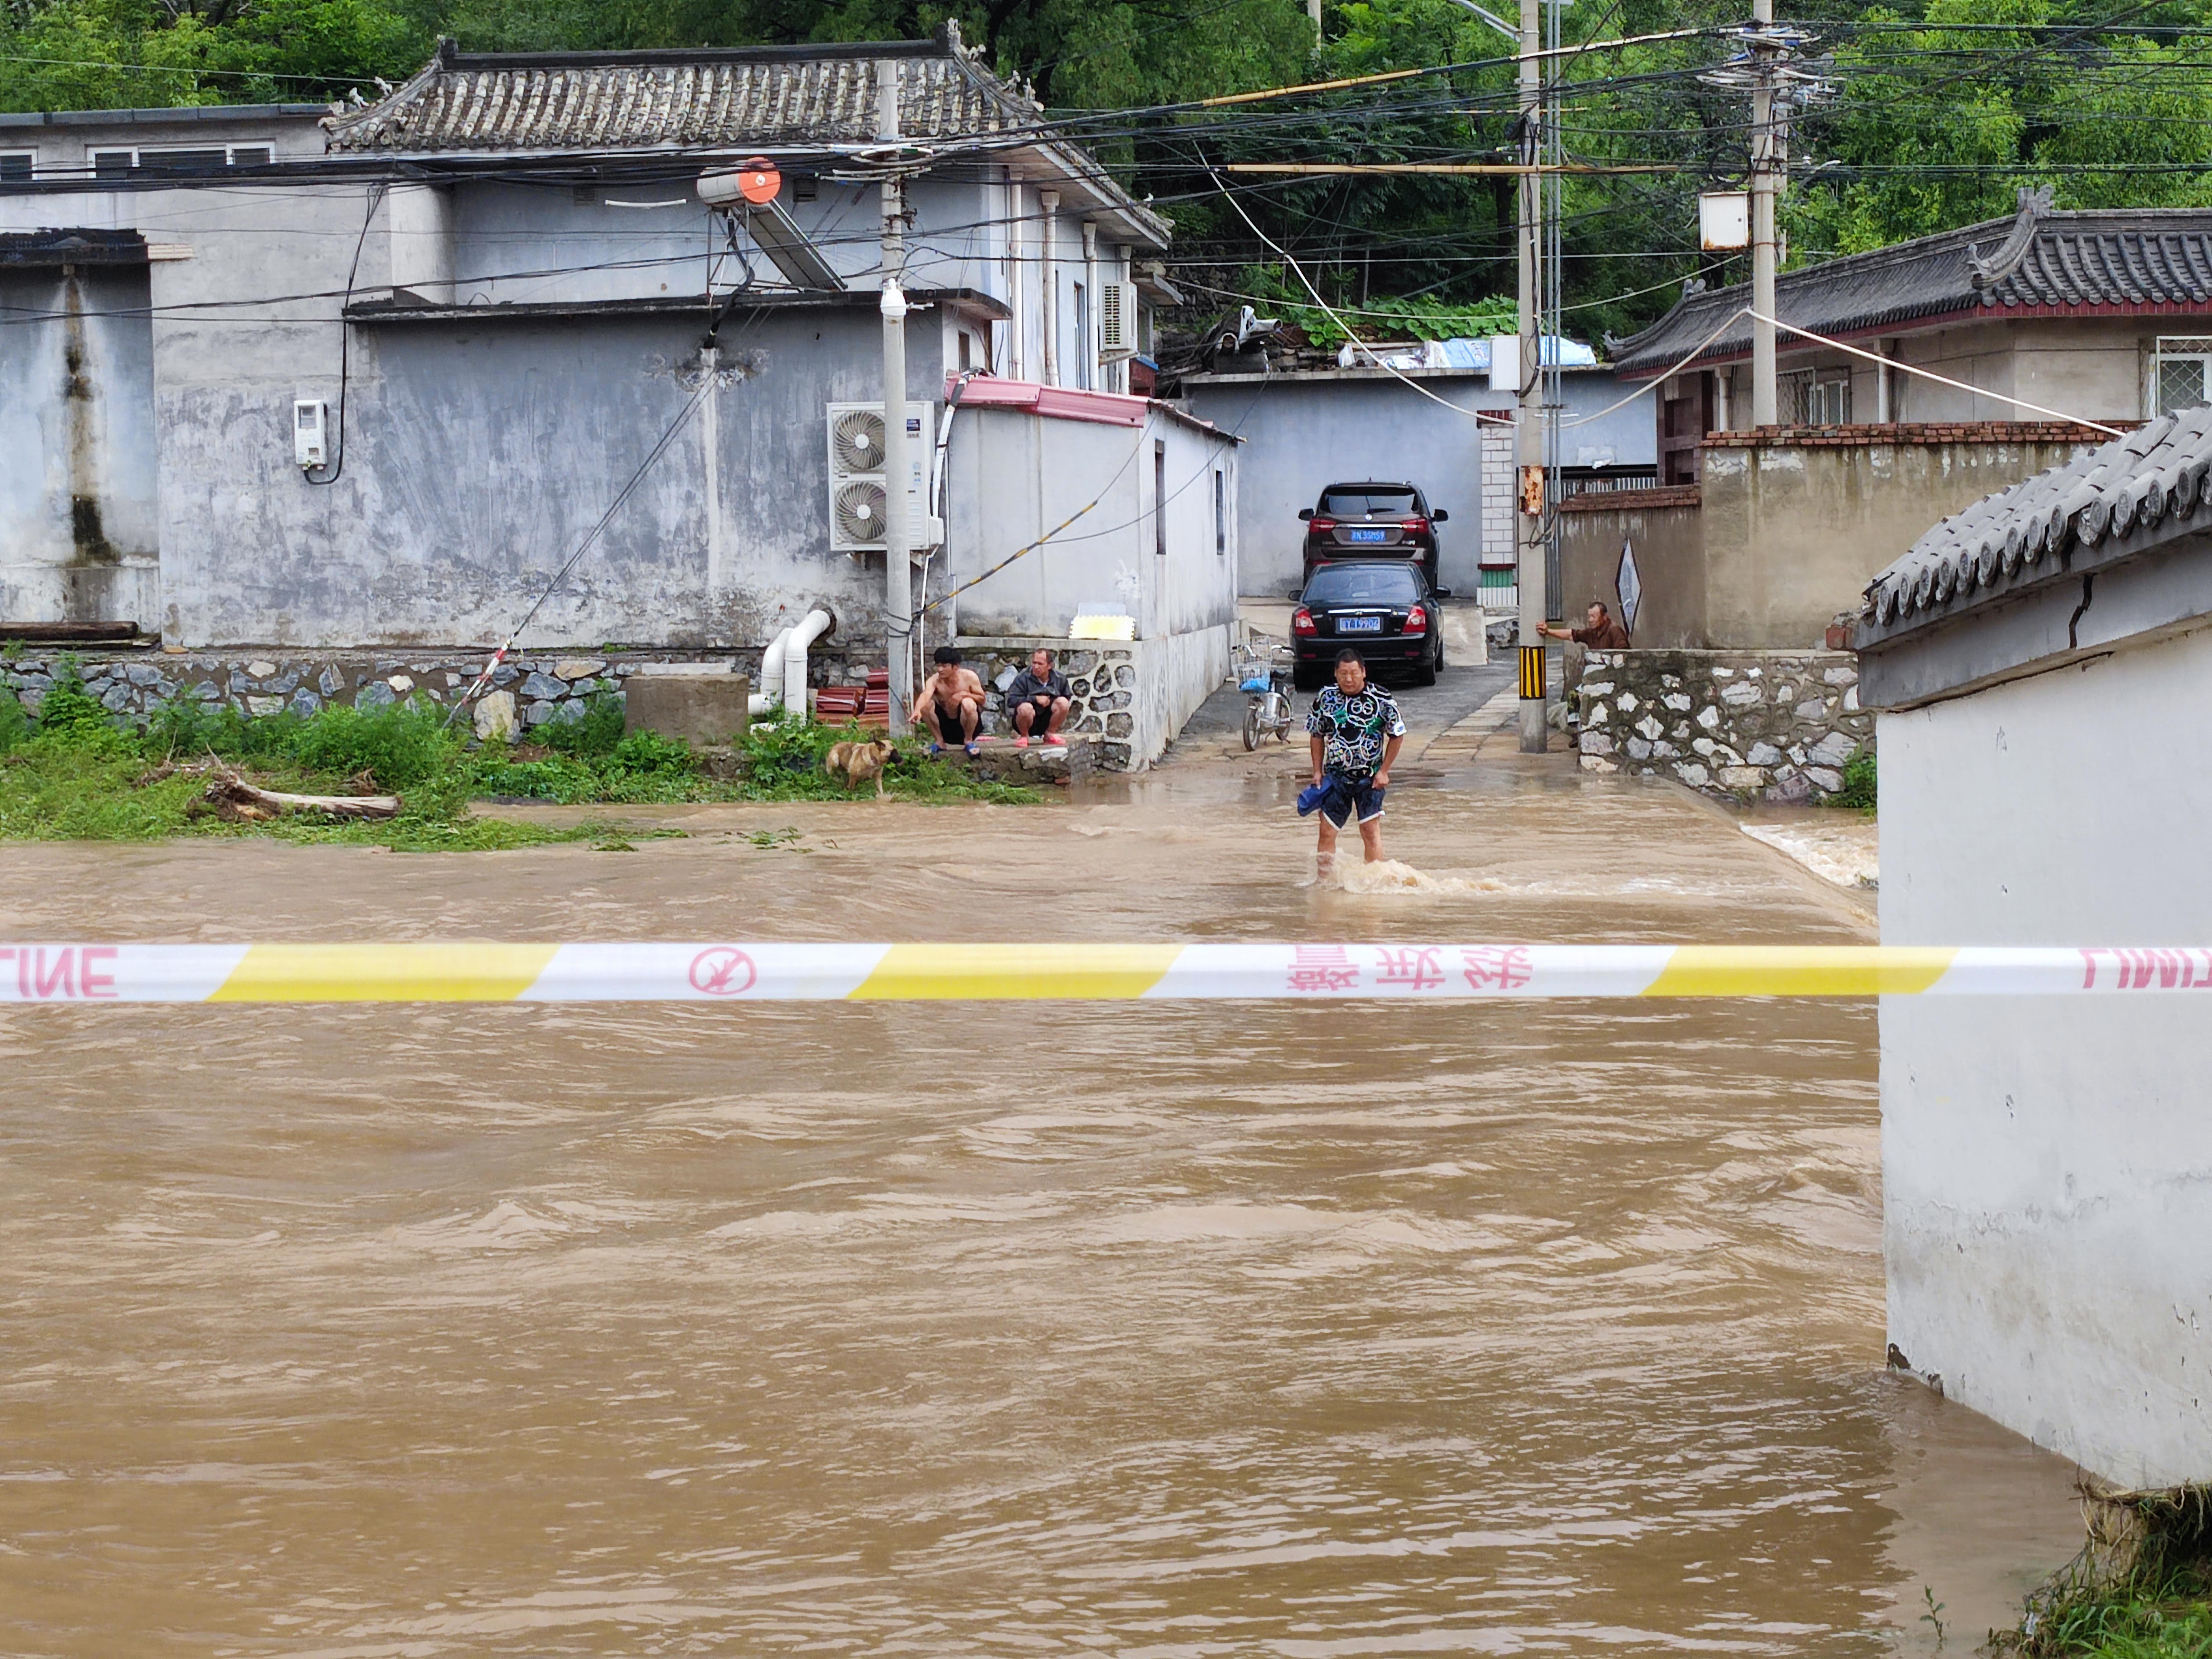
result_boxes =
[0,110,321,179]
[0,265,159,625]
[1558,503,1704,646]
[159,306,941,647]
[1700,438,2099,648]
[439,174,1000,308]
[948,408,1236,642]
[1879,624,2212,1487]
[1131,622,1232,766]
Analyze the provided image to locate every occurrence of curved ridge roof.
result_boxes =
[1610,190,2212,378]
[1857,404,2212,641]
[325,30,1043,155]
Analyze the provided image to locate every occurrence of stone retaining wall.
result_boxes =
[952,641,1140,771]
[0,647,877,740]
[1574,648,1871,802]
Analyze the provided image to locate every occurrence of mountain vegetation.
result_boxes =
[5,0,2211,338]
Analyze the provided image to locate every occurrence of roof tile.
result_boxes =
[1611,192,2212,377]
[325,39,1041,154]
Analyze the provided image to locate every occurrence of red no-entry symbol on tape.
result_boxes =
[689,947,757,996]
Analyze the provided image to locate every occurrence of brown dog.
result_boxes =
[823,738,897,798]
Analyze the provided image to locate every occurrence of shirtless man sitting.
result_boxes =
[910,645,986,756]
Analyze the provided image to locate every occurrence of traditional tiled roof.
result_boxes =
[1856,404,2212,640]
[1610,189,2212,378]
[325,28,1042,155]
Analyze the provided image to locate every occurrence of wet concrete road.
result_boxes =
[0,690,2082,1656]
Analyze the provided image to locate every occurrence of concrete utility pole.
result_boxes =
[1308,0,1324,38]
[880,61,912,735]
[1749,0,1778,426]
[1515,0,1548,753]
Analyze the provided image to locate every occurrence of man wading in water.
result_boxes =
[1303,647,1406,872]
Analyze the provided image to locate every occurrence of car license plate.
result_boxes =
[1346,527,1388,543]
[1339,615,1383,632]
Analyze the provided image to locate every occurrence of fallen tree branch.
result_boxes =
[205,774,400,822]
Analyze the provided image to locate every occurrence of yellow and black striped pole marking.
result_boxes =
[1518,644,1545,701]
[3,943,2211,1003]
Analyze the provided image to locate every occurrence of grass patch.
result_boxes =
[1998,1488,2212,1658]
[0,674,1035,849]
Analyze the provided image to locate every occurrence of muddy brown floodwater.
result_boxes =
[0,728,2087,1656]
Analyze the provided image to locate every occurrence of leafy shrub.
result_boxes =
[0,689,29,756]
[30,668,123,752]
[288,699,459,791]
[531,692,627,758]
[1829,745,1877,810]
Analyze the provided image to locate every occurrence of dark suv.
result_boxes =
[1299,482,1448,594]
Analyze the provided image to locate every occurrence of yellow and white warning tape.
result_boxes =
[3,942,2210,1003]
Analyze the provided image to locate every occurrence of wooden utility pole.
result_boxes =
[880,62,912,735]
[1515,0,1547,753]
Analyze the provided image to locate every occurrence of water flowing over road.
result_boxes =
[0,684,2084,1655]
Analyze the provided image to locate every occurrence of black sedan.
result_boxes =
[1291,562,1443,690]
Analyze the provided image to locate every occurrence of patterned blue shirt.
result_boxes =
[1306,685,1406,777]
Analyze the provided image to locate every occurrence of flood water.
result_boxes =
[0,716,2087,1656]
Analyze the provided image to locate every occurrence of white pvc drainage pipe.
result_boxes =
[747,607,835,718]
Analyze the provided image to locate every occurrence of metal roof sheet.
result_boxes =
[1856,403,2212,643]
[326,31,1042,154]
[1610,190,2212,377]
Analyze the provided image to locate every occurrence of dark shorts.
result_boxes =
[1012,696,1061,729]
[932,705,972,746]
[1319,774,1385,829]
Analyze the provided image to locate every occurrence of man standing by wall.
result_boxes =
[1302,648,1406,873]
[1538,602,1631,703]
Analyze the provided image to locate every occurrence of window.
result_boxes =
[140,147,227,174]
[1214,469,1226,556]
[1302,563,1423,605]
[1153,440,1167,557]
[89,145,275,178]
[1319,487,1417,518]
[0,150,33,181]
[1785,368,1851,425]
[957,330,973,372]
[2155,337,2212,415]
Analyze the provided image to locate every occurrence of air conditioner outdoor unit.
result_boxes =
[825,400,940,555]
[1098,280,1135,360]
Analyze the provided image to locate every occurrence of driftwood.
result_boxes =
[204,773,400,822]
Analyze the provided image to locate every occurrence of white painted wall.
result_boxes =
[946,404,1238,645]
[1879,622,2212,1487]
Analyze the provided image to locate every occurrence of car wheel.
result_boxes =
[1434,635,1446,672]
[1412,643,1438,688]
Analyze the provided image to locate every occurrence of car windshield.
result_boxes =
[1303,564,1422,606]
[1319,488,1418,517]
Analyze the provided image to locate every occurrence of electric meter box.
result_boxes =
[293,398,328,470]
[1698,192,1751,251]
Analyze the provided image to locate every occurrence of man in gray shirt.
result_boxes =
[1004,649,1072,747]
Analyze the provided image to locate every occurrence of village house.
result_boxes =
[0,28,1239,766]
[1852,407,2212,1490]
[1556,192,2212,663]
